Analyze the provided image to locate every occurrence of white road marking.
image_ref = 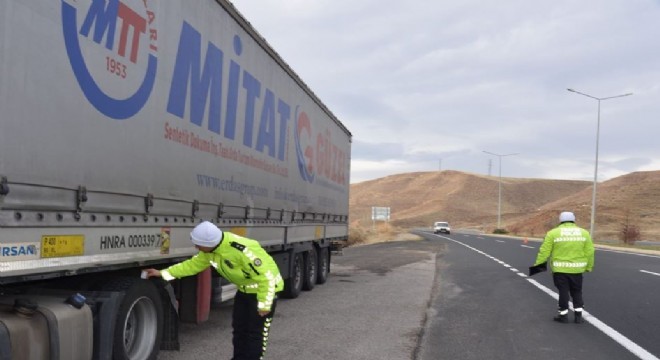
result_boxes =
[495,240,505,243]
[446,237,659,360]
[640,270,660,277]
[597,248,660,258]
[520,245,535,249]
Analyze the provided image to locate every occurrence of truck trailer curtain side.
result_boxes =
[0,0,351,359]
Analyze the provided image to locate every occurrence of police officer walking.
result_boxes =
[531,211,595,323]
[144,221,284,359]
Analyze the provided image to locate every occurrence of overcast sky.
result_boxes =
[231,0,660,184]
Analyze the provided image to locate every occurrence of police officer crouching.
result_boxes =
[144,221,284,359]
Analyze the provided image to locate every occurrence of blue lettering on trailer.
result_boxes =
[59,3,346,186]
[61,0,158,119]
[166,22,290,162]
[1,245,37,257]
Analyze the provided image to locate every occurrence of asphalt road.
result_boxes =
[159,234,660,359]
[417,231,660,360]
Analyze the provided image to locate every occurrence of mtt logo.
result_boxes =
[61,0,158,119]
[295,108,347,186]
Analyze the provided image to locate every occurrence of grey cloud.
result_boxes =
[233,0,660,183]
[352,140,404,161]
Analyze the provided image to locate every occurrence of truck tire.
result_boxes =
[316,247,330,284]
[302,248,317,291]
[282,253,303,299]
[103,278,164,360]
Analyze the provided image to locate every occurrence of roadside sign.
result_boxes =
[371,207,390,221]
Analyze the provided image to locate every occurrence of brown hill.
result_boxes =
[349,170,660,241]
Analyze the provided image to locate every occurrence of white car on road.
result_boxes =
[433,221,451,234]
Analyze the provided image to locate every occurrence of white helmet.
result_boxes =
[559,211,576,223]
[190,221,223,247]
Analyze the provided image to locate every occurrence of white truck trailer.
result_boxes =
[0,1,351,359]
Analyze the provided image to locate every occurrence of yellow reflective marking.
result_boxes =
[230,227,247,236]
[41,235,84,258]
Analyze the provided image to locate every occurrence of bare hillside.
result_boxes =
[350,170,660,241]
[507,171,660,240]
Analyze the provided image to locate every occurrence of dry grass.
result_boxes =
[350,170,660,242]
[348,221,423,246]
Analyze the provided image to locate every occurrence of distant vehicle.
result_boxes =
[433,222,451,234]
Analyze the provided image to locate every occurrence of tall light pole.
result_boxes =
[483,151,518,230]
[567,88,632,239]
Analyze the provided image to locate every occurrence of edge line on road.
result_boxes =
[640,270,660,277]
[597,249,660,258]
[438,235,660,360]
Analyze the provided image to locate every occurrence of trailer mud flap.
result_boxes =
[156,279,180,351]
[85,291,124,360]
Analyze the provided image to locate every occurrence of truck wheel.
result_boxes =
[302,248,317,291]
[282,253,303,299]
[316,247,330,284]
[104,278,164,360]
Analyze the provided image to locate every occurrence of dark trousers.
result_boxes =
[553,272,584,311]
[232,291,277,360]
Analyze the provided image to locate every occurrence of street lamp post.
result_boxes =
[567,88,632,239]
[483,151,519,230]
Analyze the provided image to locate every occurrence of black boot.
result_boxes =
[574,311,584,324]
[553,313,569,323]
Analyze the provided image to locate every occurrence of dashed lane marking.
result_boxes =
[640,270,660,277]
[436,235,660,360]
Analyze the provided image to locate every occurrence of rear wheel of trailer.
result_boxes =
[302,248,317,291]
[282,252,304,298]
[104,278,164,360]
[317,247,330,284]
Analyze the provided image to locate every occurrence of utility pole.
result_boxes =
[483,151,519,230]
[567,88,632,239]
